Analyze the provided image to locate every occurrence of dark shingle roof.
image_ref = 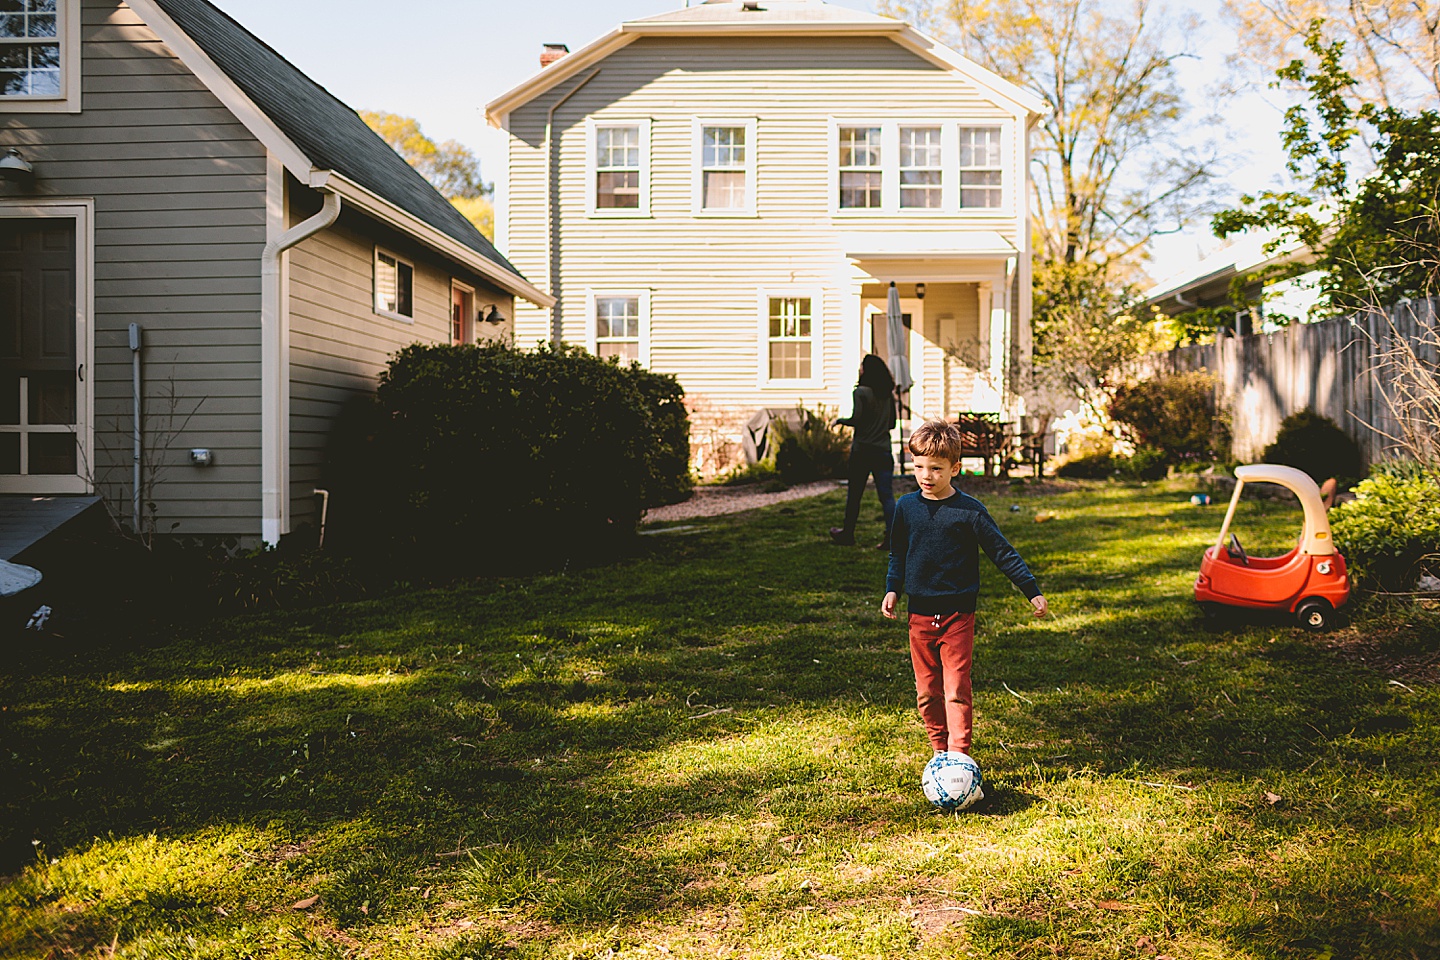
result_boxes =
[152,0,520,277]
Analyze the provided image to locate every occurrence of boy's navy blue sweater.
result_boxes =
[885,488,1040,615]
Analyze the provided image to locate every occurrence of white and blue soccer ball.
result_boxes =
[921,751,985,811]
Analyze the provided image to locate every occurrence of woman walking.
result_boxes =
[830,354,898,548]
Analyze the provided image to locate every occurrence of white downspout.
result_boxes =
[260,185,340,546]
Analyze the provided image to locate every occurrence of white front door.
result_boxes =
[862,297,924,420]
[0,204,92,494]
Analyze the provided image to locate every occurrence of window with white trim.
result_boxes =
[0,0,60,93]
[586,289,649,366]
[899,126,943,209]
[374,248,413,320]
[595,124,641,210]
[959,126,1004,208]
[766,296,814,380]
[701,125,747,211]
[838,126,883,209]
[595,296,640,361]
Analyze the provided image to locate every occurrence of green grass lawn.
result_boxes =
[2,480,1438,959]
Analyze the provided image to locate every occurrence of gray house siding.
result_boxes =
[2,0,266,538]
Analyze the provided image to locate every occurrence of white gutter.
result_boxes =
[260,186,341,546]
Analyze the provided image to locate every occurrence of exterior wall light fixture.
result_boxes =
[0,148,35,184]
[915,282,926,300]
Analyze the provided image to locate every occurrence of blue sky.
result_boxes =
[217,0,1291,282]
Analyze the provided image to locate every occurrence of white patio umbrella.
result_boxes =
[885,281,913,471]
[884,281,912,394]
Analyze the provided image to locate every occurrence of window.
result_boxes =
[586,289,650,366]
[766,296,813,380]
[959,126,1004,208]
[831,120,1009,214]
[374,248,413,320]
[1,0,78,111]
[838,126,883,209]
[588,119,650,216]
[595,297,640,361]
[695,120,756,214]
[900,126,943,209]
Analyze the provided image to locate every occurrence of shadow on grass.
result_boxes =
[2,484,1437,957]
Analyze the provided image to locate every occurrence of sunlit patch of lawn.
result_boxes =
[2,478,1437,958]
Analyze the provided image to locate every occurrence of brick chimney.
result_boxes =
[540,43,570,68]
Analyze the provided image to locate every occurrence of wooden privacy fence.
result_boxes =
[1141,298,1439,464]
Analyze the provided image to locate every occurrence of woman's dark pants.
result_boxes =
[841,445,896,540]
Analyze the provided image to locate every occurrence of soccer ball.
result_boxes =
[921,751,985,811]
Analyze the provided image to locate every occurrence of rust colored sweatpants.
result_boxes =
[908,611,976,753]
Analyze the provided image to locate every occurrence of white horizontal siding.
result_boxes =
[505,35,1023,438]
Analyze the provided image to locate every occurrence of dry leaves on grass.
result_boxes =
[291,895,319,910]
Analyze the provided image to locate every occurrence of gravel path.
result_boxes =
[642,480,844,523]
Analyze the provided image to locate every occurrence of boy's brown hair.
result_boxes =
[908,419,964,462]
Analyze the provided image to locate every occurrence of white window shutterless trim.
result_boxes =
[691,118,758,217]
[586,118,651,218]
[585,288,651,368]
[756,286,823,390]
[0,0,81,113]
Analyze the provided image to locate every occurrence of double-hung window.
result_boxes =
[959,126,1004,208]
[374,248,414,320]
[588,119,650,217]
[837,126,883,210]
[899,126,943,209]
[694,120,756,215]
[762,293,818,383]
[587,290,650,366]
[1,0,78,111]
[832,121,1008,213]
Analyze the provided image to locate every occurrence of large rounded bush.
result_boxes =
[366,342,690,570]
[1261,409,1364,483]
[1108,372,1230,462]
[1331,470,1440,590]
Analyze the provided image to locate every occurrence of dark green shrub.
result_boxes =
[770,407,849,483]
[1108,372,1230,462]
[1118,445,1170,480]
[1054,452,1117,479]
[1261,409,1364,483]
[371,342,691,570]
[1331,470,1440,590]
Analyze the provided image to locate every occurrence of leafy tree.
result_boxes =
[1222,0,1440,109]
[1212,21,1440,312]
[880,0,1218,265]
[880,0,1219,413]
[360,110,494,237]
[1030,259,1168,415]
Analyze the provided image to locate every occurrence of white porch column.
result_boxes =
[990,268,1012,408]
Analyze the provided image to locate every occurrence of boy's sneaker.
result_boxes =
[828,527,855,546]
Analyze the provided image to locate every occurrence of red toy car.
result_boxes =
[1195,464,1350,630]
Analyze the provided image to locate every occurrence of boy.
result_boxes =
[881,420,1048,758]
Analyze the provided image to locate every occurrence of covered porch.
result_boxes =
[841,234,1030,467]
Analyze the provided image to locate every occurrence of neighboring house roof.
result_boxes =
[123,0,552,307]
[485,0,1045,125]
[1141,231,1316,316]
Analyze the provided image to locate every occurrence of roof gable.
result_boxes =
[137,0,521,281]
[486,1,1043,124]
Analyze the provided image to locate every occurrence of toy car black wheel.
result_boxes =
[1295,599,1333,631]
[1199,601,1226,623]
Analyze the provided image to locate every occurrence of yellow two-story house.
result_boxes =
[486,0,1041,471]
